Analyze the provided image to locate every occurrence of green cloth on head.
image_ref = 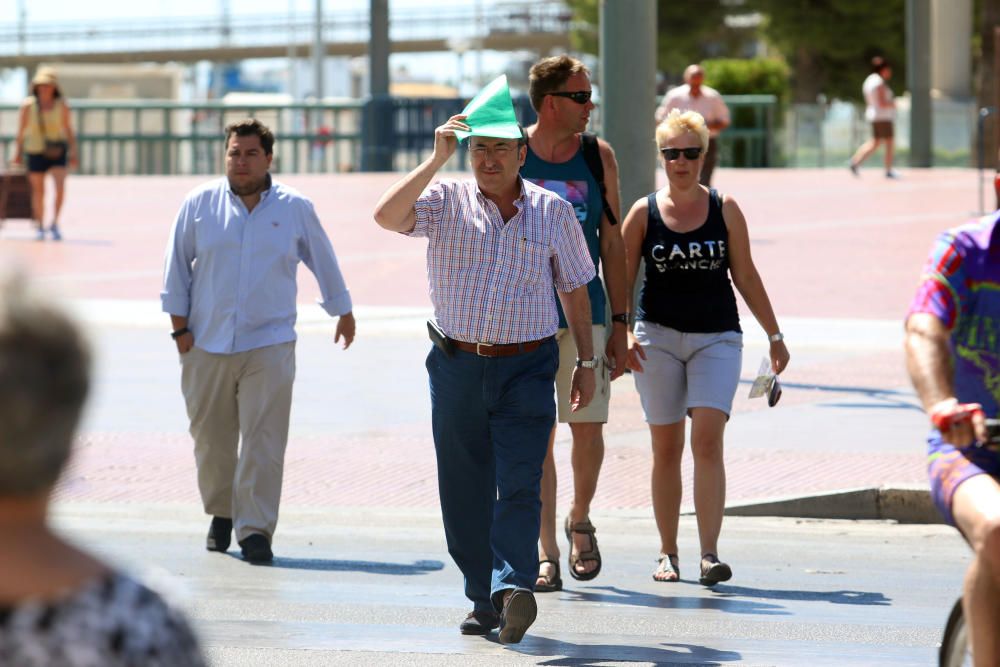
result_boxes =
[454,74,522,141]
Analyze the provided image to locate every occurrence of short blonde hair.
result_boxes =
[655,109,709,153]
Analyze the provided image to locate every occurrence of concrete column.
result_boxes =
[312,0,323,101]
[600,0,657,208]
[931,0,972,98]
[362,0,393,171]
[907,0,933,167]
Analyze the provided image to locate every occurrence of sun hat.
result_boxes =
[454,74,522,142]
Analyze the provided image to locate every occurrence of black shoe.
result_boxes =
[206,517,232,552]
[498,588,537,645]
[459,610,499,635]
[239,534,273,564]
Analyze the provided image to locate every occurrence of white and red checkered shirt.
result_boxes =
[407,177,595,344]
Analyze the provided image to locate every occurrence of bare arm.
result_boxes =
[61,102,78,167]
[373,114,468,233]
[596,139,627,380]
[621,197,649,372]
[905,312,986,445]
[557,284,595,411]
[723,195,789,374]
[11,103,29,164]
[877,82,894,109]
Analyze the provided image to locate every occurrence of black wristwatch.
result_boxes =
[170,327,190,340]
[611,312,630,325]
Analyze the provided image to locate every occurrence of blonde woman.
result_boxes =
[11,67,78,241]
[622,109,789,585]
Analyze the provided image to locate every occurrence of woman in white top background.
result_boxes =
[848,56,899,179]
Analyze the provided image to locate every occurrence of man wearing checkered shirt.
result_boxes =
[374,113,595,644]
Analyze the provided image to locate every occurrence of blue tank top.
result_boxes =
[637,188,741,333]
[520,141,605,327]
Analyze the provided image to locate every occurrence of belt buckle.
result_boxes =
[475,342,493,357]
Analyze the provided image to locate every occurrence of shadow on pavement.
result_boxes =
[709,584,891,606]
[226,553,445,574]
[509,636,741,665]
[561,585,787,616]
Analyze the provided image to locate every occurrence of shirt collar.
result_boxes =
[474,175,527,208]
[225,173,275,200]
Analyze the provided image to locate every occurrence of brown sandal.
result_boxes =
[564,516,602,581]
[653,554,680,582]
[535,559,562,592]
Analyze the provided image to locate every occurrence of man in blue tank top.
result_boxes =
[520,55,628,590]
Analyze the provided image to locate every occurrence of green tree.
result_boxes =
[749,0,906,103]
[564,0,747,79]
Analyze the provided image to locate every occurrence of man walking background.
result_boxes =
[655,64,730,186]
[161,119,355,564]
[520,55,627,590]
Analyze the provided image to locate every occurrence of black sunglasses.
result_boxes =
[546,90,592,104]
[660,147,703,161]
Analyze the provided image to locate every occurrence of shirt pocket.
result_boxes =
[516,237,551,287]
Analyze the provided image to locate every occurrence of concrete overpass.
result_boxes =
[0,3,572,69]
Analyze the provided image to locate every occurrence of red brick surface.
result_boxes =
[17,167,973,511]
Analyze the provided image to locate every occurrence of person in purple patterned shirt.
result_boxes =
[374,114,595,644]
[905,211,1000,666]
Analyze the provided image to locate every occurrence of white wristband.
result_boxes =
[768,332,784,343]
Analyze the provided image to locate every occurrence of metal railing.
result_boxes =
[0,101,363,175]
[0,95,778,175]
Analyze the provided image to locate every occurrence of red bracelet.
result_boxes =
[929,401,983,431]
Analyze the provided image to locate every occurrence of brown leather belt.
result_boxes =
[449,336,552,358]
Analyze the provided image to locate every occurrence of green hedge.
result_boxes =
[702,58,790,106]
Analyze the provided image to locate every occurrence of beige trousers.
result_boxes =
[180,341,295,543]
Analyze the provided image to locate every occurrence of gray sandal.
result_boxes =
[653,554,680,582]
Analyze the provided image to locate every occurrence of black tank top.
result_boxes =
[636,188,741,333]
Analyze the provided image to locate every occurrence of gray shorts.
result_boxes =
[632,320,743,424]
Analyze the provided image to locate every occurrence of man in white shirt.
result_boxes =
[655,64,730,186]
[849,56,898,179]
[161,119,355,564]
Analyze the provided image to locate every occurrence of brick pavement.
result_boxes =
[7,167,977,513]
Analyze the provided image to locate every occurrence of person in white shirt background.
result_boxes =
[849,56,899,179]
[654,64,731,187]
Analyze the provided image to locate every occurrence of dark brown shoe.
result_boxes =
[459,610,499,635]
[498,588,536,644]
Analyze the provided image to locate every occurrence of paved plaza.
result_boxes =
[1,165,987,664]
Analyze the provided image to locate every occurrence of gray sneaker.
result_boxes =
[49,225,62,241]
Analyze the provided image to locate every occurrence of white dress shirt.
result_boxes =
[161,177,352,354]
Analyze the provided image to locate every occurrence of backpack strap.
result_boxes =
[580,132,618,226]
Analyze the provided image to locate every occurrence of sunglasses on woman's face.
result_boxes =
[660,146,703,161]
[546,90,592,104]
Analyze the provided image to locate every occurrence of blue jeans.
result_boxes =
[426,339,558,612]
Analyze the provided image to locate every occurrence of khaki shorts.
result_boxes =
[555,324,611,423]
